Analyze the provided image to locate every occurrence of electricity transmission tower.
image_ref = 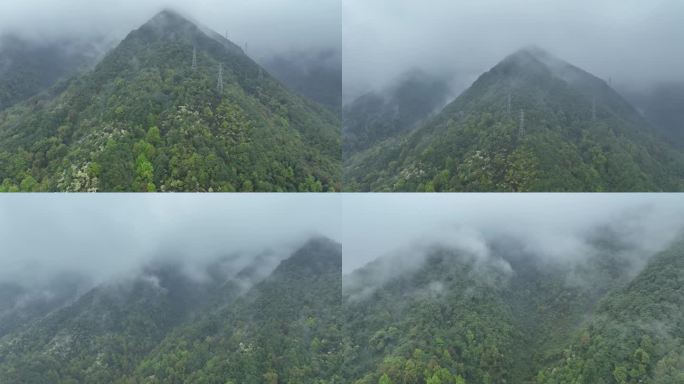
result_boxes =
[592,97,596,121]
[191,46,197,71]
[217,63,224,93]
[519,109,525,137]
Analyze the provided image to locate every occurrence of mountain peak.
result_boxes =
[271,237,341,278]
[516,45,553,59]
[149,8,192,24]
[497,45,561,74]
[139,9,198,37]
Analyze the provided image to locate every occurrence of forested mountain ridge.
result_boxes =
[0,10,341,192]
[344,47,684,191]
[129,237,342,383]
[341,238,684,383]
[0,237,343,384]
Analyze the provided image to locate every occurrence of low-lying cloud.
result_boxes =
[343,0,684,102]
[0,0,340,61]
[342,194,684,276]
[0,194,341,288]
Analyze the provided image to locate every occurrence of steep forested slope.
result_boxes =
[130,237,342,384]
[537,241,684,384]
[0,10,340,192]
[344,47,684,191]
[341,238,683,383]
[0,237,342,384]
[0,263,232,383]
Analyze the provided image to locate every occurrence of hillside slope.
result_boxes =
[344,47,684,192]
[341,238,683,383]
[0,10,340,192]
[0,238,342,384]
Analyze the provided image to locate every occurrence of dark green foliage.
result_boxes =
[537,242,684,384]
[342,250,513,384]
[0,11,340,192]
[0,263,227,384]
[341,238,684,384]
[0,238,342,384]
[344,47,684,191]
[130,237,342,384]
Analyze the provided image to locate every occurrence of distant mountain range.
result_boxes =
[344,47,684,191]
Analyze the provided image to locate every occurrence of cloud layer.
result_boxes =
[342,194,684,274]
[343,0,684,102]
[0,0,340,60]
[0,194,341,286]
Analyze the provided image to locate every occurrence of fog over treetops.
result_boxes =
[0,194,341,287]
[342,194,684,274]
[0,0,340,62]
[343,0,684,102]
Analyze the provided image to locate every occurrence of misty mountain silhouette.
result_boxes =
[0,237,342,383]
[344,46,684,192]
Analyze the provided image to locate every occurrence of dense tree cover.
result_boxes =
[342,250,515,384]
[344,47,684,191]
[129,237,342,384]
[0,263,231,383]
[343,70,450,155]
[0,10,340,192]
[537,242,684,384]
[0,238,342,384]
[341,237,684,383]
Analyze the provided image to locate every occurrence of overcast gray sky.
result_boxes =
[0,194,341,286]
[343,0,684,102]
[342,194,684,273]
[0,0,340,60]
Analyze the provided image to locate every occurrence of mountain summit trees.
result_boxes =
[0,10,340,192]
[344,47,684,192]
